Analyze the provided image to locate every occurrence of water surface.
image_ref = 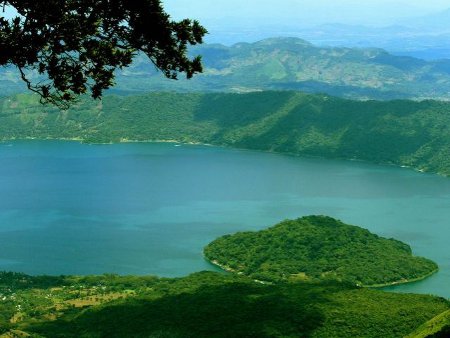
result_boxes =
[0,141,448,298]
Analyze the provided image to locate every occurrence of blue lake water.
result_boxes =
[0,140,448,298]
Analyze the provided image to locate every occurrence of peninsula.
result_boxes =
[204,215,438,286]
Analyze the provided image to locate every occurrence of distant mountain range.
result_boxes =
[290,23,450,58]
[114,37,450,100]
[4,37,450,100]
[202,8,450,59]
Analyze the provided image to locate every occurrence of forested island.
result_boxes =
[204,215,438,286]
[0,216,447,337]
[1,91,450,176]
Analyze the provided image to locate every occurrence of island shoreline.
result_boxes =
[204,256,440,290]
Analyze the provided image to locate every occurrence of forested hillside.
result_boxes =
[406,310,450,338]
[0,271,448,338]
[1,91,450,175]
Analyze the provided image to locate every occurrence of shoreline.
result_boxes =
[205,258,271,285]
[206,258,237,275]
[205,256,440,289]
[0,137,213,147]
[369,268,440,289]
[1,136,446,294]
[1,137,448,177]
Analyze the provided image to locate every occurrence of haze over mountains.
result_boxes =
[4,3,450,100]
[195,7,450,60]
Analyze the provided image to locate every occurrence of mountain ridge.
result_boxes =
[114,37,450,100]
[4,37,450,100]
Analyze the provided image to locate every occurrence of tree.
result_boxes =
[0,0,207,107]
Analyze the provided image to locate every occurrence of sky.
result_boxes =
[2,1,449,27]
[164,0,450,27]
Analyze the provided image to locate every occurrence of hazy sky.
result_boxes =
[2,2,449,27]
[164,0,450,26]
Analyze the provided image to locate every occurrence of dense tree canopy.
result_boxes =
[204,216,438,285]
[0,0,206,106]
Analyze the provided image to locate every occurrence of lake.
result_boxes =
[0,140,448,298]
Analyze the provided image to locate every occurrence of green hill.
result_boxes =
[204,216,438,286]
[2,91,450,176]
[0,271,448,338]
[5,37,450,100]
[406,310,450,338]
[98,37,450,100]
